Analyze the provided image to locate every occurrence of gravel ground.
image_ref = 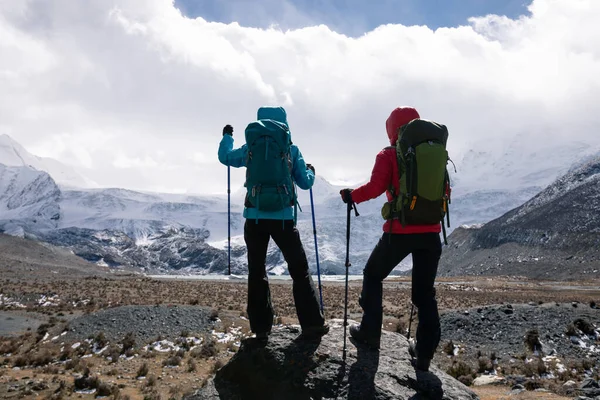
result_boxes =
[439,302,600,361]
[0,312,44,337]
[64,305,216,344]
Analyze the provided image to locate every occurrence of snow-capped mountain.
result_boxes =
[439,153,600,279]
[0,164,61,236]
[1,134,599,276]
[35,188,244,273]
[0,134,96,188]
[451,136,600,193]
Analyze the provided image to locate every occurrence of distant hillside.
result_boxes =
[0,233,111,280]
[439,154,600,280]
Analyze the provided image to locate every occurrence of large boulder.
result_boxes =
[186,319,479,400]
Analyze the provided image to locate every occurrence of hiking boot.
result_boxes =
[408,340,431,372]
[408,339,417,358]
[300,323,330,339]
[349,325,380,349]
[255,331,270,342]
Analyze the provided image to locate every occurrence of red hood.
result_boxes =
[386,107,420,145]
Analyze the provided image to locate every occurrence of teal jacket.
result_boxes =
[218,107,315,221]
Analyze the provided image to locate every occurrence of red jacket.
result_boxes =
[351,107,442,235]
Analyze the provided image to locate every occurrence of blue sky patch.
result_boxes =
[175,0,530,36]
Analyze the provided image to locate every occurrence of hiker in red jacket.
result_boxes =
[339,106,442,372]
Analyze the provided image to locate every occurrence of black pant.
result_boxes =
[359,233,442,360]
[244,219,325,333]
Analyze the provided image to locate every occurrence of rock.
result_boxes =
[510,384,526,395]
[580,379,600,389]
[472,375,506,386]
[185,319,479,400]
[563,380,577,389]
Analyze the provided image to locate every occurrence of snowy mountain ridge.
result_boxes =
[0,134,97,189]
[0,134,599,275]
[439,153,600,279]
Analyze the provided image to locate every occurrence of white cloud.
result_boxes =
[0,0,599,195]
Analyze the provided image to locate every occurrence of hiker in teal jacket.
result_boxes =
[218,114,314,221]
[218,106,328,341]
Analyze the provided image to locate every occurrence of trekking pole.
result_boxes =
[309,188,324,313]
[343,201,359,362]
[407,303,414,341]
[227,166,231,276]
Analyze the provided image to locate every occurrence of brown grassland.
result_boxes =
[1,274,599,399]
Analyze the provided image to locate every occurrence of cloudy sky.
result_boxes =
[1,0,599,194]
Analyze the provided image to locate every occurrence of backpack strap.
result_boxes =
[395,142,407,228]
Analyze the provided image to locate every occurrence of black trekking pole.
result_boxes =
[227,165,231,276]
[343,201,359,362]
[407,303,414,341]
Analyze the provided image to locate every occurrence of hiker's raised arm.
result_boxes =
[291,146,315,190]
[350,150,391,204]
[218,128,247,168]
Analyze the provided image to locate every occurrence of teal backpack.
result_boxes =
[244,119,296,213]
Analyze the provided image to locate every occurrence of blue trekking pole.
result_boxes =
[227,166,231,276]
[309,188,324,313]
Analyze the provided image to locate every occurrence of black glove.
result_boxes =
[223,124,234,136]
[306,163,315,174]
[340,188,353,204]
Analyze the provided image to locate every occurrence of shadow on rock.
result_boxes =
[348,340,380,399]
[212,326,323,400]
[184,320,479,400]
[408,370,445,400]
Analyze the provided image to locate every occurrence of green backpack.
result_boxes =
[381,118,452,243]
[244,119,296,214]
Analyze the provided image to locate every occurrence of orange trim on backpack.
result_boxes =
[410,196,417,210]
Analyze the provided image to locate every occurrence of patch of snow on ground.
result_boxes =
[93,345,109,355]
[543,355,567,374]
[144,340,181,353]
[38,294,60,307]
[0,294,26,308]
[72,299,90,307]
[75,389,96,395]
[185,336,203,348]
[212,326,246,345]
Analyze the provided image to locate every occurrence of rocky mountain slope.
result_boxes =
[439,155,600,280]
[0,233,110,280]
[0,164,61,236]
